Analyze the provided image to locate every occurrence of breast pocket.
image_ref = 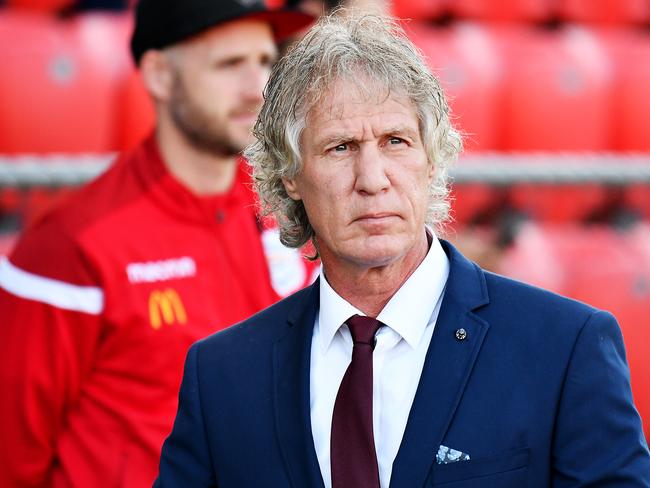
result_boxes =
[430,447,529,487]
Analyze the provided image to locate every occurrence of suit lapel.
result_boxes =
[273,280,325,488]
[390,241,490,488]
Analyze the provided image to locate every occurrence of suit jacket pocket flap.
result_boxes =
[431,447,530,485]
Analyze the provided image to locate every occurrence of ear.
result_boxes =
[139,50,175,102]
[282,177,302,201]
[427,160,435,184]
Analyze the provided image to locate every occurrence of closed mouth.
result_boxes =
[354,213,399,222]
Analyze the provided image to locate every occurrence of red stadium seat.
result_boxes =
[69,11,135,147]
[392,0,446,21]
[115,68,155,151]
[624,184,650,220]
[0,11,132,154]
[0,188,21,216]
[597,28,650,152]
[22,187,73,227]
[559,0,650,25]
[6,0,73,13]
[71,11,154,152]
[508,182,610,223]
[404,21,503,151]
[448,0,554,23]
[450,183,501,225]
[498,222,567,293]
[504,155,611,223]
[497,25,614,151]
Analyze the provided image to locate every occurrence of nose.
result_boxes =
[353,145,391,195]
[240,62,268,103]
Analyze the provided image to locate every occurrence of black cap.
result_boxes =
[130,0,314,64]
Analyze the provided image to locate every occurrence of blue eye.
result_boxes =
[333,144,348,152]
[389,138,403,145]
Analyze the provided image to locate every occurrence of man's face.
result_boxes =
[167,19,277,156]
[283,78,433,272]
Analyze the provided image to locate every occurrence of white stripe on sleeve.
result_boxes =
[0,256,104,315]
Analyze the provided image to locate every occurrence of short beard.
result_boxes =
[168,73,243,157]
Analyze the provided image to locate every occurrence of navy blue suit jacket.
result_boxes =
[155,241,650,487]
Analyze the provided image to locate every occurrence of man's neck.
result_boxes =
[155,124,238,196]
[321,233,430,318]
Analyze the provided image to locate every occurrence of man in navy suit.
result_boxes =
[155,12,650,487]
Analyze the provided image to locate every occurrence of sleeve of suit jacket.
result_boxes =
[155,342,217,487]
[552,310,650,486]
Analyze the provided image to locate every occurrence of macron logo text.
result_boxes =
[127,257,196,284]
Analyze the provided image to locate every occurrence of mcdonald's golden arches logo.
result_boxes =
[149,288,187,329]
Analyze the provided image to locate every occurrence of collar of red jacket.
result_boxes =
[131,134,258,225]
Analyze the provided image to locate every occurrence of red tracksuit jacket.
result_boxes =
[0,136,317,487]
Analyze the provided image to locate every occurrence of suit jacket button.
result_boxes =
[455,328,467,341]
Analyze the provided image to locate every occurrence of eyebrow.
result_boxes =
[315,134,351,149]
[382,126,420,140]
[214,51,276,66]
[315,125,420,149]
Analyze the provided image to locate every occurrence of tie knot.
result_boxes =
[345,314,382,346]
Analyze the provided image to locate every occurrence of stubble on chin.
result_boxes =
[168,75,251,157]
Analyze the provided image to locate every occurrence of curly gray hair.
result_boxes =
[245,11,462,249]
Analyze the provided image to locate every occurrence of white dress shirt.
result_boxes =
[310,237,450,488]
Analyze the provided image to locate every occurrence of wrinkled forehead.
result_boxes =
[303,73,415,126]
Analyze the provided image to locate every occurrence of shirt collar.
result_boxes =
[133,134,255,224]
[318,232,450,351]
[318,272,365,351]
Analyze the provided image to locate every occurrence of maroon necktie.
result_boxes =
[330,314,383,488]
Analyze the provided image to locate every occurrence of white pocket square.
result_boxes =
[436,445,471,464]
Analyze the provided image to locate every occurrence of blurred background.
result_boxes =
[0,0,648,432]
